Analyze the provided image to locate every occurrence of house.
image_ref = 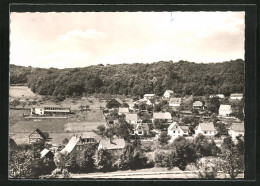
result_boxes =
[28,129,47,144]
[98,138,125,151]
[195,122,217,137]
[169,98,182,107]
[153,112,172,123]
[105,115,119,125]
[146,99,156,106]
[219,104,232,116]
[143,94,155,101]
[80,132,101,143]
[40,148,54,159]
[31,105,70,116]
[209,94,225,99]
[168,122,189,141]
[163,90,174,98]
[125,113,142,124]
[60,135,85,154]
[228,123,244,140]
[230,93,243,100]
[106,98,123,109]
[193,101,204,110]
[131,123,150,136]
[118,107,129,115]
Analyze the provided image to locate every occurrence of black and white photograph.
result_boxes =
[9,10,247,179]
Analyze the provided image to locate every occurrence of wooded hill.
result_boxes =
[10,59,244,97]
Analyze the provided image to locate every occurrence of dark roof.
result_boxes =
[10,138,18,149]
[99,138,125,150]
[29,129,46,140]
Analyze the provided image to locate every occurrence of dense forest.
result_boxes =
[10,59,244,97]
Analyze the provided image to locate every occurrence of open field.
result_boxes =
[9,86,40,98]
[9,109,31,125]
[64,121,106,132]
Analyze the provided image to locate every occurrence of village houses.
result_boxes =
[118,107,129,115]
[209,94,225,99]
[168,122,189,142]
[193,101,204,110]
[230,93,243,100]
[143,94,155,101]
[98,138,125,152]
[106,98,123,109]
[28,129,47,144]
[125,113,142,124]
[131,123,150,136]
[152,112,172,123]
[31,105,71,116]
[169,97,182,107]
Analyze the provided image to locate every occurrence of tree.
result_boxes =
[20,101,27,109]
[96,125,106,136]
[95,149,113,171]
[194,134,219,157]
[158,131,171,146]
[195,158,221,179]
[115,119,133,142]
[10,99,20,109]
[62,138,69,145]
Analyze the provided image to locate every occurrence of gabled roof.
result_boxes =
[165,90,174,94]
[10,138,18,149]
[169,98,182,104]
[40,148,53,158]
[125,113,139,121]
[114,98,123,104]
[99,138,125,150]
[29,129,46,140]
[118,107,129,113]
[230,123,244,132]
[168,122,179,130]
[153,112,172,120]
[60,136,82,154]
[180,125,189,132]
[193,101,203,106]
[135,123,149,131]
[198,123,216,131]
[219,104,232,111]
[230,93,243,97]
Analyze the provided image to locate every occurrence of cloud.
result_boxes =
[58,29,107,41]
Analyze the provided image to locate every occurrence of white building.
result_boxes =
[169,97,181,107]
[168,122,189,142]
[163,90,174,98]
[118,107,129,115]
[228,123,244,140]
[230,93,243,100]
[31,105,70,116]
[195,122,217,137]
[219,104,232,116]
[143,94,155,101]
[193,101,204,109]
[209,94,225,99]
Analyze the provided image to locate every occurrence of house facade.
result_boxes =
[193,101,204,110]
[168,122,189,142]
[228,123,244,140]
[131,123,149,136]
[195,122,217,137]
[125,113,142,124]
[28,129,46,144]
[230,93,243,100]
[31,105,70,116]
[163,90,174,98]
[143,94,155,101]
[118,107,129,115]
[219,104,232,116]
[60,135,85,154]
[169,98,182,107]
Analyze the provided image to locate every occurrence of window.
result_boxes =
[173,131,175,133]
[204,131,207,134]
[138,131,142,135]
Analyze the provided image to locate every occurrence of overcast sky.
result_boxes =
[10,12,245,69]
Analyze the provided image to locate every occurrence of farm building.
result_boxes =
[169,98,182,107]
[143,94,155,101]
[168,122,189,142]
[228,123,244,140]
[98,138,125,152]
[153,112,172,123]
[106,98,123,109]
[31,105,70,116]
[125,113,142,124]
[40,148,54,159]
[230,93,243,100]
[193,101,204,110]
[163,90,174,98]
[194,122,217,137]
[219,104,232,116]
[28,129,47,144]
[60,135,85,154]
[131,123,149,136]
